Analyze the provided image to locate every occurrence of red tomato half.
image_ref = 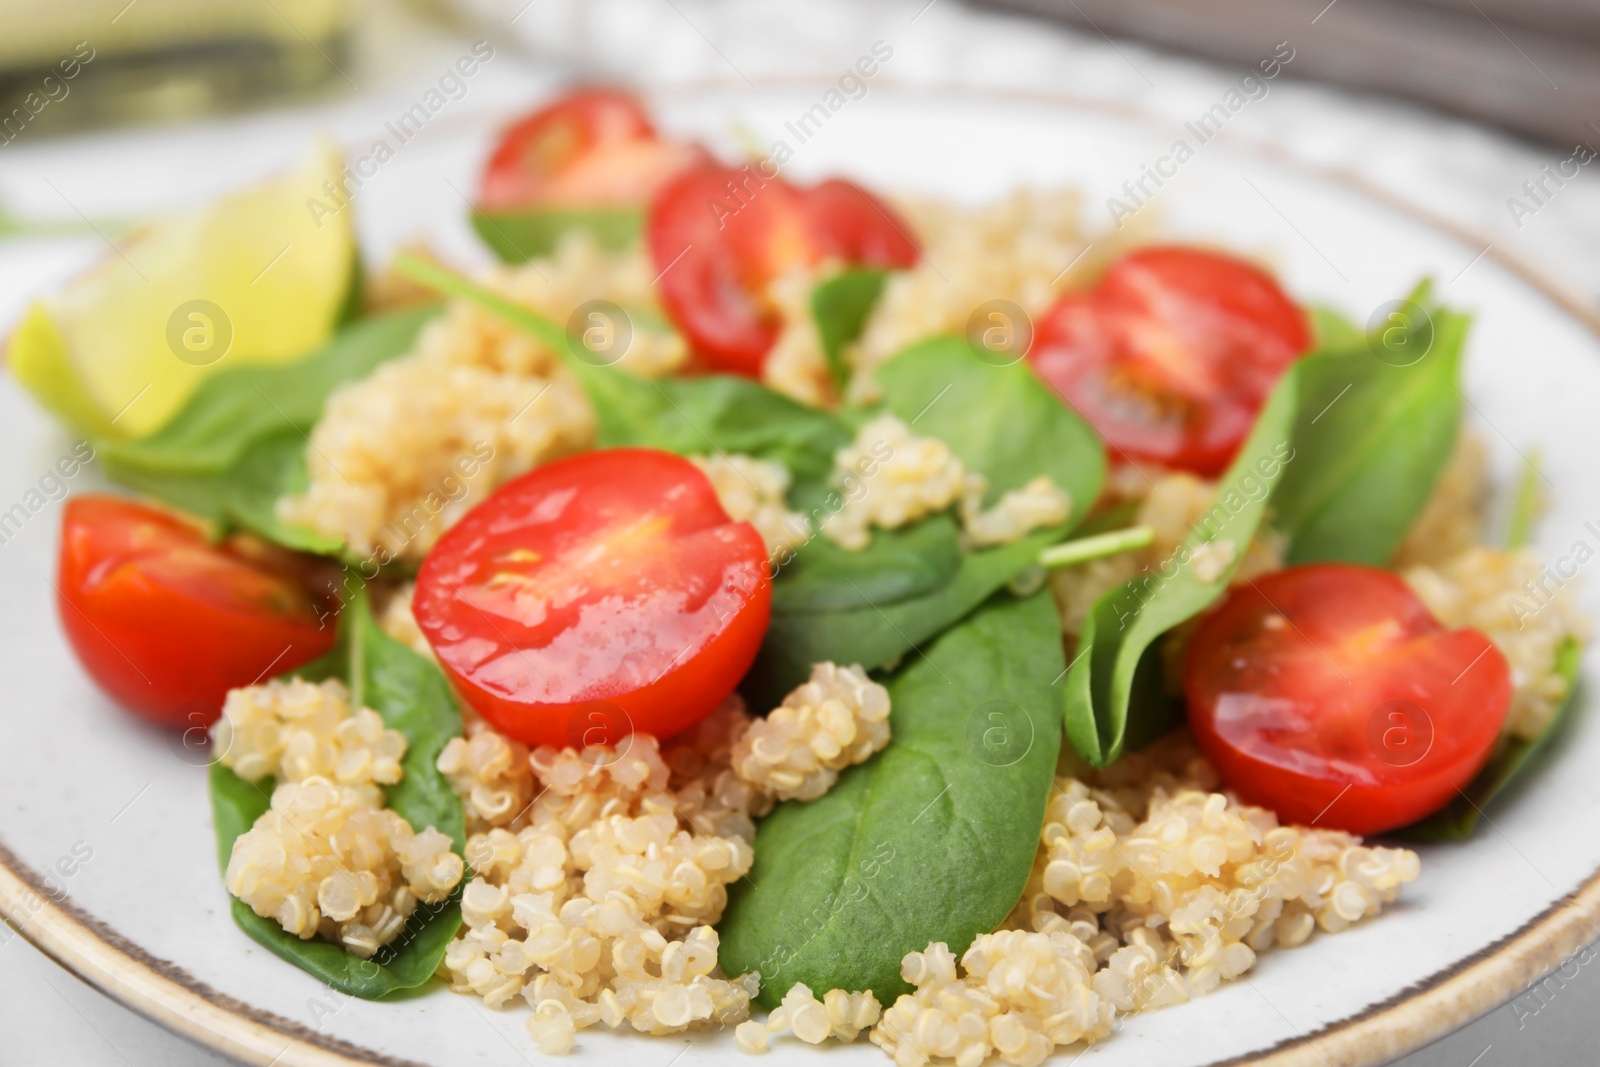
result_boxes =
[1184,564,1511,835]
[1028,247,1311,476]
[479,87,704,211]
[57,496,337,728]
[412,449,771,747]
[648,163,919,376]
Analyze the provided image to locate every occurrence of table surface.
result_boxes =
[2,0,1597,1063]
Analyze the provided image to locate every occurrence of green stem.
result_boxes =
[391,251,568,353]
[1037,525,1155,570]
[1506,449,1543,550]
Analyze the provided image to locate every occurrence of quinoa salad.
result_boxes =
[10,86,1589,1066]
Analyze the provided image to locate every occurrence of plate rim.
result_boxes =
[1,77,1595,1067]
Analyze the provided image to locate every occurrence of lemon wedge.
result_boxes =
[6,143,357,438]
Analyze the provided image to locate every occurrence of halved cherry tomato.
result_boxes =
[1028,247,1311,476]
[647,163,919,376]
[57,496,337,728]
[479,87,704,211]
[412,448,771,747]
[1184,563,1511,835]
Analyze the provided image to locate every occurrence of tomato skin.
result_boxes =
[57,496,337,728]
[801,179,921,266]
[479,87,703,211]
[648,164,919,376]
[1028,246,1311,476]
[413,449,771,747]
[1183,564,1511,835]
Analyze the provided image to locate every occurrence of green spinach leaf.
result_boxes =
[347,594,467,851]
[745,529,1058,710]
[568,361,851,494]
[1307,305,1364,351]
[772,516,963,614]
[718,590,1064,1006]
[98,306,436,475]
[744,337,1106,705]
[1062,364,1302,767]
[810,268,887,388]
[1274,293,1466,566]
[389,253,978,619]
[471,206,643,264]
[96,306,436,550]
[875,336,1105,509]
[223,430,345,554]
[208,589,464,996]
[1402,637,1582,841]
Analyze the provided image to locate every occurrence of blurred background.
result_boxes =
[2,0,1598,1064]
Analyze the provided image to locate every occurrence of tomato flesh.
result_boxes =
[1184,563,1511,835]
[647,163,919,376]
[1028,246,1311,476]
[479,87,703,211]
[413,449,771,747]
[57,496,337,728]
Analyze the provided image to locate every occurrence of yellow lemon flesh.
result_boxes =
[6,143,356,438]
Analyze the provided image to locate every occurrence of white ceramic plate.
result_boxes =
[3,84,1599,1067]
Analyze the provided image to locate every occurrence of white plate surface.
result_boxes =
[1,85,1597,1067]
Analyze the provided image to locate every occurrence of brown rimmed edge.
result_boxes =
[1,79,1596,1067]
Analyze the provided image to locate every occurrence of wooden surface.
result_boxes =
[970,0,1600,146]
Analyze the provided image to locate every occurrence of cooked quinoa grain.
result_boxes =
[871,934,1114,1067]
[735,1019,771,1054]
[278,233,683,561]
[732,662,891,801]
[847,190,1122,405]
[766,983,882,1044]
[225,778,462,956]
[1406,546,1588,740]
[822,414,975,551]
[213,677,407,789]
[377,583,433,659]
[436,709,537,834]
[1395,433,1489,568]
[962,475,1072,550]
[762,263,836,407]
[1008,733,1420,999]
[692,453,811,562]
[213,677,464,955]
[439,709,777,1046]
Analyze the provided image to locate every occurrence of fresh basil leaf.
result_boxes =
[1062,364,1302,767]
[1402,637,1583,841]
[810,268,887,388]
[1274,297,1466,566]
[719,590,1064,1007]
[208,588,465,996]
[471,206,643,264]
[98,306,437,475]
